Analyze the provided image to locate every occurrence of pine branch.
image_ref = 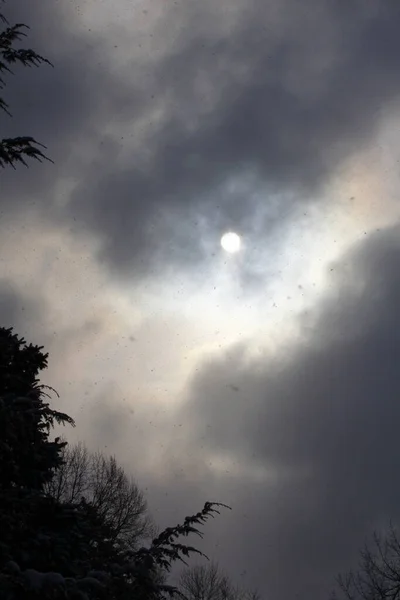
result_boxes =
[134,502,231,573]
[0,136,53,168]
[0,1,53,168]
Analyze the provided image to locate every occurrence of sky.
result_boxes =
[2,0,400,597]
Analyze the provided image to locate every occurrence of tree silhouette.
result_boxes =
[0,0,53,168]
[0,324,231,599]
[0,326,74,493]
[333,524,400,600]
[179,562,235,600]
[45,442,157,549]
[178,562,260,600]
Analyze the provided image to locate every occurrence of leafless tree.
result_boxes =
[333,524,400,600]
[45,441,157,549]
[178,562,260,600]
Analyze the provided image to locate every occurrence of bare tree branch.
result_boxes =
[45,442,157,550]
[333,526,400,600]
[178,562,260,600]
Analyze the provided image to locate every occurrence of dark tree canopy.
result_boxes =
[0,0,52,168]
[0,326,74,492]
[0,324,230,600]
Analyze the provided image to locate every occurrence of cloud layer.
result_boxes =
[3,0,400,277]
[3,1,400,598]
[168,227,400,597]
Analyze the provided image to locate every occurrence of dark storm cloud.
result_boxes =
[2,0,400,277]
[67,0,400,277]
[0,0,147,212]
[174,226,400,598]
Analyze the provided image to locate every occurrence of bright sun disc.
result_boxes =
[221,232,241,253]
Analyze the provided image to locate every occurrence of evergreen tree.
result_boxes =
[0,326,78,578]
[0,325,230,600]
[0,326,74,492]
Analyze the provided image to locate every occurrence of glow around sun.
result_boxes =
[220,231,241,253]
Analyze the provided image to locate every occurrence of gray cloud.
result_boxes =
[0,0,121,208]
[3,2,400,598]
[172,226,400,598]
[0,278,44,333]
[60,0,400,277]
[2,0,400,278]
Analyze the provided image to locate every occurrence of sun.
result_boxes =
[220,231,241,253]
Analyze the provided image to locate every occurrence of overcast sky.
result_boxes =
[3,0,400,597]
